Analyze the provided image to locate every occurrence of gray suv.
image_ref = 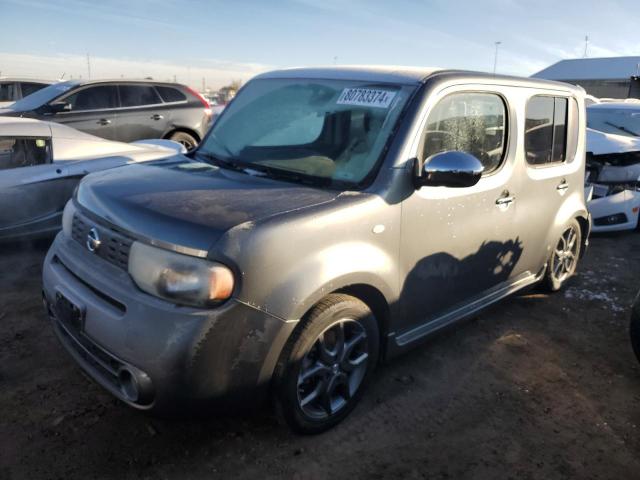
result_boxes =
[0,79,212,149]
[42,67,590,433]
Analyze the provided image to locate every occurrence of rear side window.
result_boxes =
[423,92,507,174]
[119,85,162,107]
[0,82,17,102]
[20,82,48,97]
[64,85,118,111]
[156,86,187,103]
[525,96,568,165]
[0,137,52,170]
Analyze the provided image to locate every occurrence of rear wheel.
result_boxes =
[168,131,198,151]
[273,294,379,434]
[543,219,582,291]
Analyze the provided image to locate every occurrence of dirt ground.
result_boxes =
[1,233,640,480]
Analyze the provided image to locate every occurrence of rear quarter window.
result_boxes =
[119,85,162,107]
[525,95,571,166]
[156,86,187,103]
[20,82,48,97]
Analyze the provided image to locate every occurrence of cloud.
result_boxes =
[0,51,272,89]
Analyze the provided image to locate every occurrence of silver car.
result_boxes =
[0,117,184,241]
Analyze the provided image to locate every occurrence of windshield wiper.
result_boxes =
[604,121,640,137]
[237,161,352,188]
[196,149,353,189]
[193,151,245,171]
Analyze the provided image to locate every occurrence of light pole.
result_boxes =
[493,41,502,75]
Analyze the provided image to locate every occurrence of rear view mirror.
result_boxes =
[415,151,484,188]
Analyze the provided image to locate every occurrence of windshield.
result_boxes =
[587,106,640,138]
[197,78,414,188]
[8,81,77,111]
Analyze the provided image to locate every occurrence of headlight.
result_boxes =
[61,201,76,237]
[128,241,234,307]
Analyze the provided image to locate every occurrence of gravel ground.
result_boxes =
[1,233,640,480]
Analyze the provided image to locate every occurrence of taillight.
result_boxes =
[186,86,213,118]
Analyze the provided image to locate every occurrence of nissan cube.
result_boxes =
[42,66,590,433]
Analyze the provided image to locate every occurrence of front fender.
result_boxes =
[215,194,402,323]
[548,189,590,254]
[262,241,398,321]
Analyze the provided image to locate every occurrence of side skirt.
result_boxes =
[387,270,542,356]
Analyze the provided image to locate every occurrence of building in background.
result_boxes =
[532,56,640,99]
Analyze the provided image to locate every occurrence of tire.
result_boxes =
[630,292,640,364]
[273,294,379,434]
[543,218,582,292]
[168,131,198,151]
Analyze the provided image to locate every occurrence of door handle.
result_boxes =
[150,114,164,120]
[495,193,515,206]
[557,180,569,192]
[97,118,111,126]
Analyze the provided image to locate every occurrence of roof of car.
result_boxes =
[60,78,186,87]
[0,116,52,136]
[254,65,579,90]
[0,78,55,84]
[0,116,46,126]
[588,101,640,110]
[255,65,444,85]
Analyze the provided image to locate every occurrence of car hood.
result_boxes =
[76,156,339,255]
[587,128,640,155]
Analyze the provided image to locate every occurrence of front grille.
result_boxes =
[71,213,133,271]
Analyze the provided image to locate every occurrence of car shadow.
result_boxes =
[399,237,524,324]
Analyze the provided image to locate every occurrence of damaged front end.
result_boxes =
[586,150,640,230]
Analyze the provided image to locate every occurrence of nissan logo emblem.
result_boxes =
[86,227,102,253]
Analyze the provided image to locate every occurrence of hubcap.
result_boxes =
[551,225,579,283]
[297,319,369,419]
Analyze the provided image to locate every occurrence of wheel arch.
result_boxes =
[335,284,391,358]
[163,126,201,143]
[575,213,590,258]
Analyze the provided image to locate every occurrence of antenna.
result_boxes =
[493,41,502,75]
[583,36,589,58]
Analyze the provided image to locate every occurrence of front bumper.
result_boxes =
[588,190,640,233]
[42,232,296,412]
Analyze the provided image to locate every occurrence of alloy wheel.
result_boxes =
[297,319,369,419]
[551,225,579,283]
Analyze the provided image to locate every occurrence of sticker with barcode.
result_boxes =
[337,88,396,108]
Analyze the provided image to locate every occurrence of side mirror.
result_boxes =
[46,101,72,114]
[415,151,484,188]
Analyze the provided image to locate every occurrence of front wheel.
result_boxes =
[273,294,379,434]
[543,219,582,291]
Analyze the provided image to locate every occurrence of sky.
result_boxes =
[0,0,639,90]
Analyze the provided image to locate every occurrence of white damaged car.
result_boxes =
[585,117,640,232]
[0,117,185,241]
